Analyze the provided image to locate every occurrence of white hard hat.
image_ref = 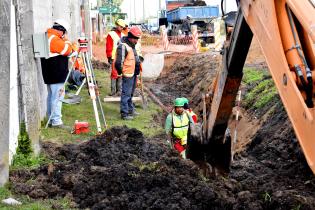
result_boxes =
[54,18,70,32]
[187,14,192,19]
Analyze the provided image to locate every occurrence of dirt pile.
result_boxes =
[230,102,315,209]
[11,125,315,209]
[11,126,233,209]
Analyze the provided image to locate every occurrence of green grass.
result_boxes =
[41,70,163,144]
[0,188,75,210]
[243,68,278,109]
[243,67,267,85]
[10,153,51,171]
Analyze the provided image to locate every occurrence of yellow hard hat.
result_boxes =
[115,19,126,27]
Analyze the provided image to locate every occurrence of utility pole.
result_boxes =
[143,0,145,22]
[134,0,136,23]
[97,0,103,41]
[0,0,10,187]
[84,0,92,54]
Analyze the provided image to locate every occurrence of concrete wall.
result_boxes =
[10,1,20,163]
[52,0,82,41]
[0,0,10,186]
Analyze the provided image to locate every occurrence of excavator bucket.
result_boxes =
[187,123,232,174]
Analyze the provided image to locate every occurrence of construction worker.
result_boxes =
[114,26,142,120]
[182,15,191,37]
[182,97,198,123]
[41,19,76,128]
[106,19,126,96]
[165,98,194,159]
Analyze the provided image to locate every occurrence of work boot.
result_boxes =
[109,79,116,96]
[121,115,134,120]
[116,77,122,94]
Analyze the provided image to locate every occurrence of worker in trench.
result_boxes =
[165,98,196,159]
[106,19,126,96]
[114,26,142,120]
[41,19,77,129]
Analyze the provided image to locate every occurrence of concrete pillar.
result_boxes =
[16,0,41,154]
[0,0,10,186]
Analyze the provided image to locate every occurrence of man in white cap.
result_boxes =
[41,19,76,128]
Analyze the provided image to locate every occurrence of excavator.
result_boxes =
[187,0,315,175]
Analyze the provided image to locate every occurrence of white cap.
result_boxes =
[54,18,70,32]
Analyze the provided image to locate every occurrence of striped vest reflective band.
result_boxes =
[108,31,121,59]
[121,43,135,78]
[172,111,190,145]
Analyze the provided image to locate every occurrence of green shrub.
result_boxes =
[16,122,32,156]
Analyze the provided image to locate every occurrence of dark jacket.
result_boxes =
[114,36,141,76]
[41,55,69,84]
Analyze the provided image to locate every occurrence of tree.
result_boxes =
[101,0,123,7]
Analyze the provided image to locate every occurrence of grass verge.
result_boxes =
[243,68,278,109]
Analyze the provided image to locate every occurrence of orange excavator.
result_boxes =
[188,0,315,174]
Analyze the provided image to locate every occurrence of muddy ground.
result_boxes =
[10,40,315,209]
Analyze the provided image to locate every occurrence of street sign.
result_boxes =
[99,6,120,14]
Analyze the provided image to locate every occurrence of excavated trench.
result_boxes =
[10,41,315,209]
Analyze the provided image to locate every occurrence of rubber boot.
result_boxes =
[110,79,116,96]
[116,77,122,96]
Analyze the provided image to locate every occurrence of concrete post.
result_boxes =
[84,0,92,54]
[16,0,41,154]
[0,0,10,186]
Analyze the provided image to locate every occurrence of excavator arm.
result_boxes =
[189,0,315,174]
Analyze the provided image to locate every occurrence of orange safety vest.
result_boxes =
[114,43,135,78]
[47,28,72,57]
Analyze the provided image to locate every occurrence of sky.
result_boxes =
[93,0,238,23]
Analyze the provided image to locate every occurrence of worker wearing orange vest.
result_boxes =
[106,19,126,96]
[41,19,76,128]
[114,26,142,120]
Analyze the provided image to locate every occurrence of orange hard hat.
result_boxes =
[129,26,142,39]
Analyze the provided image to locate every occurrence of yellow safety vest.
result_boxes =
[172,111,190,145]
[108,31,121,59]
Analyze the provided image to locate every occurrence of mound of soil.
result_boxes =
[11,127,230,209]
[230,102,315,209]
[11,124,315,209]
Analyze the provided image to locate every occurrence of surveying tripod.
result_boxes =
[78,37,107,133]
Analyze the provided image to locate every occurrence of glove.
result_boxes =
[107,57,113,64]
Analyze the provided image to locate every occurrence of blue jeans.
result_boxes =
[120,76,135,117]
[47,83,65,126]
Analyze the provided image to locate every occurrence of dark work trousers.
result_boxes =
[120,75,135,117]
